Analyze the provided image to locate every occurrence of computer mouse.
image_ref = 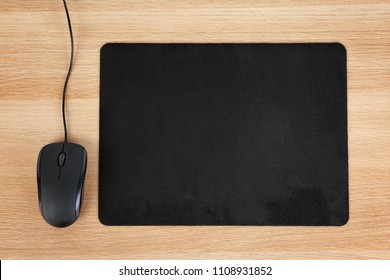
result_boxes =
[37,142,87,227]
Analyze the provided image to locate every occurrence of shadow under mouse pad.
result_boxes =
[99,43,348,226]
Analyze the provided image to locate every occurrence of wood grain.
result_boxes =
[0,0,389,259]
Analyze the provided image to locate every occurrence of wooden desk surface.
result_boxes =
[0,0,389,259]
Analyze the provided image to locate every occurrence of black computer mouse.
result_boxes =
[37,142,87,227]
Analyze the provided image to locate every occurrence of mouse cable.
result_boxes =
[62,0,74,143]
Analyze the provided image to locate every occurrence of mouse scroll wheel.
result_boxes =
[58,152,66,167]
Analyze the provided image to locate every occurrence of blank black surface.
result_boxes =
[99,43,348,226]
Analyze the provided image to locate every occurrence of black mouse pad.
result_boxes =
[99,43,348,226]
